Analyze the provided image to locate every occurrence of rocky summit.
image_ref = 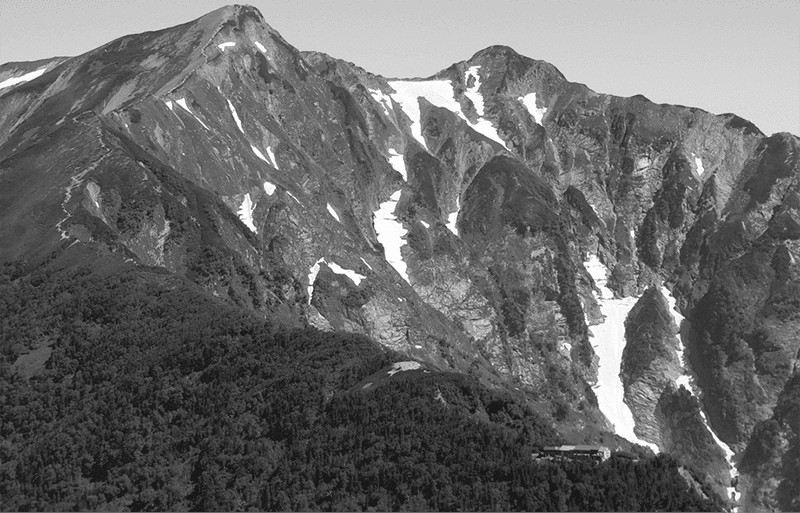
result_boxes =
[1,5,798,511]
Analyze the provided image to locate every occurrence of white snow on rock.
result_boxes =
[266,147,278,169]
[387,361,422,376]
[360,257,373,271]
[164,100,174,111]
[263,181,276,195]
[464,65,485,115]
[446,196,460,236]
[286,191,300,204]
[374,189,409,283]
[388,148,407,180]
[420,220,430,229]
[307,258,366,303]
[694,154,706,176]
[368,88,394,117]
[327,203,341,222]
[661,285,740,504]
[237,193,257,233]
[218,42,236,51]
[255,41,267,53]
[389,78,508,150]
[0,67,47,90]
[175,98,210,130]
[585,255,660,453]
[227,99,244,133]
[252,145,269,163]
[518,93,547,125]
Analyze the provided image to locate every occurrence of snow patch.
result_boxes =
[266,147,278,169]
[237,193,257,233]
[387,361,422,376]
[464,65,485,116]
[251,146,269,163]
[286,191,301,204]
[374,189,409,283]
[0,67,47,90]
[585,255,660,453]
[694,154,706,176]
[518,93,547,125]
[263,181,276,195]
[389,77,508,150]
[368,88,394,117]
[360,257,373,271]
[164,100,174,111]
[420,220,430,229]
[255,41,267,53]
[175,98,210,130]
[446,196,460,236]
[307,258,366,303]
[218,42,236,51]
[327,203,341,222]
[227,100,244,133]
[387,148,407,180]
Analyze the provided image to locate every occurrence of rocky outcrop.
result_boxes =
[621,287,682,447]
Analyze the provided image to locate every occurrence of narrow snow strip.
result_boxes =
[374,189,409,283]
[252,146,269,163]
[218,42,236,51]
[446,196,460,236]
[266,147,278,169]
[255,41,267,53]
[165,100,174,111]
[694,154,706,176]
[387,361,422,376]
[360,257,373,271]
[326,262,366,285]
[263,181,276,195]
[175,98,209,130]
[662,285,740,504]
[585,255,660,453]
[237,193,257,233]
[518,93,547,125]
[420,220,430,229]
[368,88,394,117]
[227,99,244,133]
[0,67,47,90]
[327,203,341,222]
[388,148,407,181]
[286,191,301,204]
[307,258,366,303]
[463,65,484,116]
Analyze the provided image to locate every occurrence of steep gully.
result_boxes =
[585,255,739,504]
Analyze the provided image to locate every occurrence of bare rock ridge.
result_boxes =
[1,4,799,510]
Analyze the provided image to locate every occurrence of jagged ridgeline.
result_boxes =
[0,4,798,511]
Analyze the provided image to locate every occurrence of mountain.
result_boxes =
[1,4,798,511]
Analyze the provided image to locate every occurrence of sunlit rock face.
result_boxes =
[1,5,798,508]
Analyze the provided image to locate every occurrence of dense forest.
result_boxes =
[0,260,723,511]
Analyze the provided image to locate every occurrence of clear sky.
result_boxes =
[1,0,797,136]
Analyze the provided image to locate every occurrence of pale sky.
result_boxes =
[1,0,797,136]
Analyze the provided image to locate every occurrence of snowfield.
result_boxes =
[518,93,547,125]
[374,190,409,283]
[0,67,47,90]
[584,255,659,453]
[387,149,407,180]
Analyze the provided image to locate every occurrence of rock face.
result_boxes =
[622,287,682,447]
[1,4,799,507]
